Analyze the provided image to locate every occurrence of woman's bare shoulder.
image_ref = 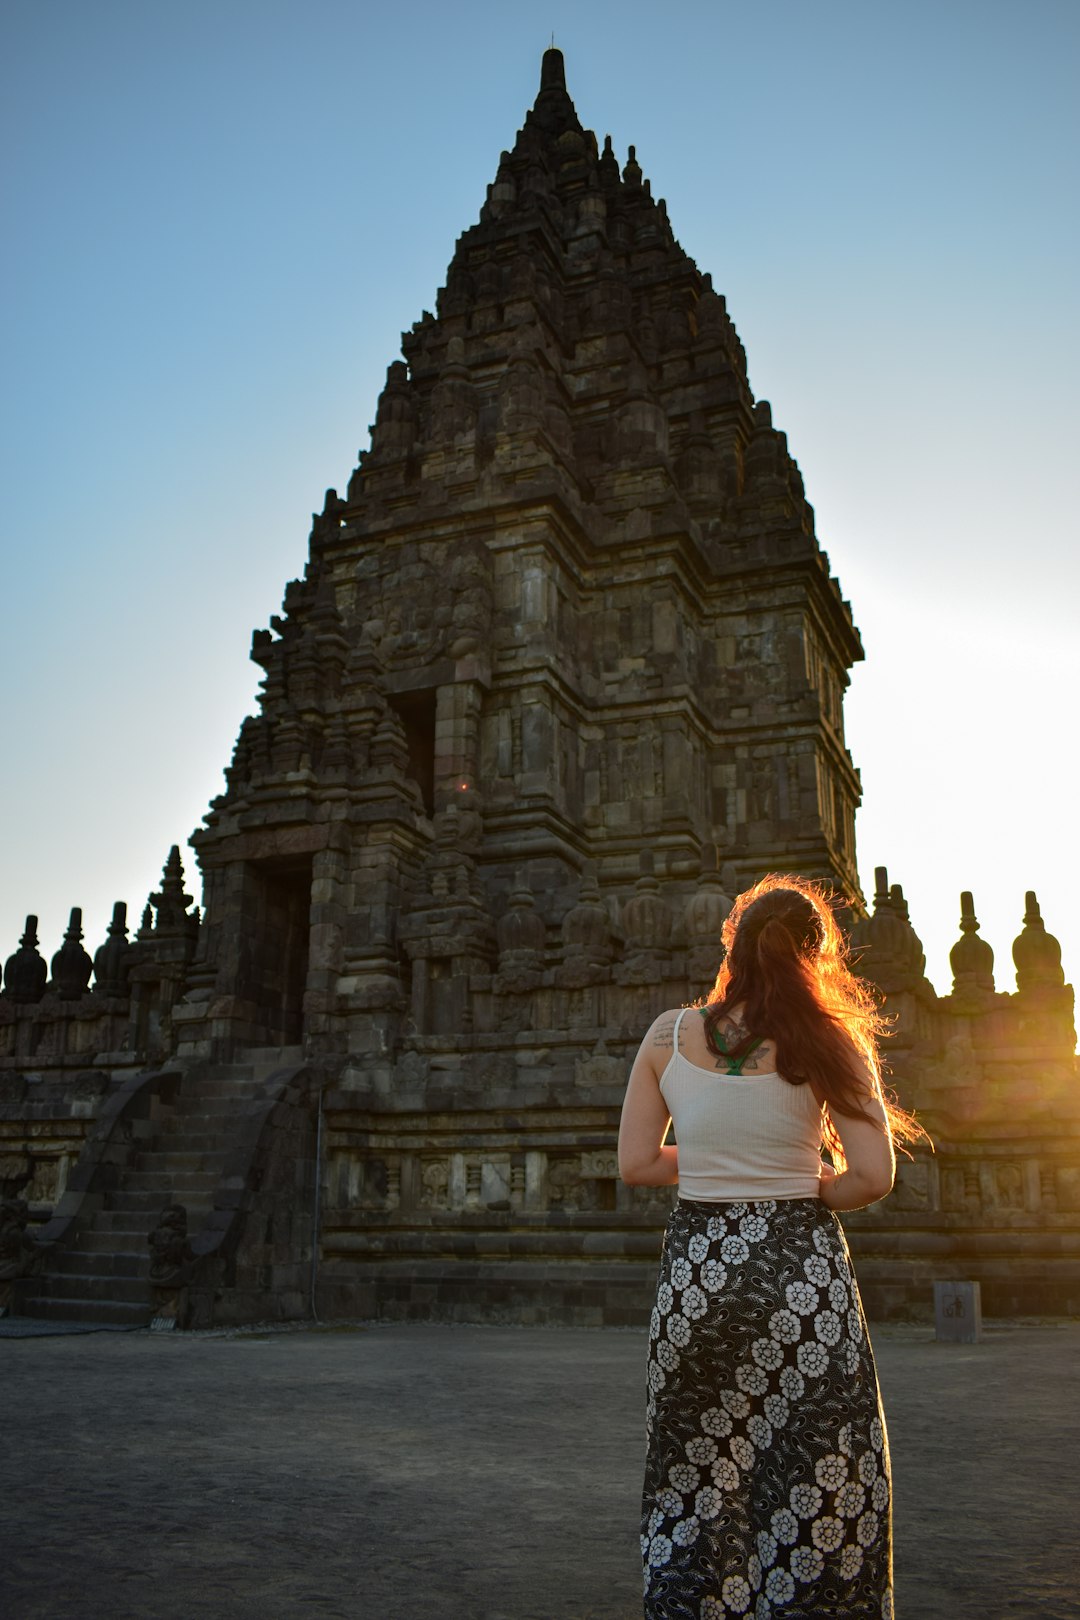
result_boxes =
[645,1006,699,1051]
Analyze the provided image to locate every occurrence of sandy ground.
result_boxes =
[1,1318,1077,1620]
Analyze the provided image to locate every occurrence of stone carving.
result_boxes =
[72,1071,109,1116]
[547,1156,584,1210]
[748,757,775,821]
[0,1198,40,1291]
[942,1163,982,1214]
[940,1029,981,1090]
[369,362,417,460]
[396,1049,431,1088]
[1056,1168,1080,1211]
[498,349,545,434]
[494,877,546,995]
[378,559,441,667]
[428,339,477,440]
[0,1154,32,1197]
[580,1151,618,1180]
[420,1158,450,1209]
[556,865,613,989]
[684,844,733,986]
[147,1204,196,1286]
[991,1163,1024,1211]
[618,852,673,986]
[445,536,494,661]
[399,802,495,1022]
[573,1040,625,1088]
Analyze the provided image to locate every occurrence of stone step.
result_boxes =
[91,1205,213,1236]
[105,1183,216,1212]
[80,1224,156,1250]
[50,1249,148,1281]
[132,1149,231,1174]
[153,1125,244,1148]
[34,1270,153,1306]
[16,1293,152,1327]
[113,1169,220,1194]
[177,1084,265,1106]
[99,1191,165,1214]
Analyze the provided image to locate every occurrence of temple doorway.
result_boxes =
[245,855,312,1045]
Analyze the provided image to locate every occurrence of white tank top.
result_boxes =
[660,1008,824,1201]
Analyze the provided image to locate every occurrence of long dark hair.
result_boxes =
[703,874,928,1165]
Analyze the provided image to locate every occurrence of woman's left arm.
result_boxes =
[818,1063,895,1210]
[618,1013,679,1187]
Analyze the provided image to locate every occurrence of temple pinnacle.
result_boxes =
[540,44,566,92]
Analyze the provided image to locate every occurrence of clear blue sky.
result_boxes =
[2,0,1078,1006]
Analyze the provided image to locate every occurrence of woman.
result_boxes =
[619,875,925,1620]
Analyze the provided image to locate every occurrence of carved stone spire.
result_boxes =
[50,907,93,1000]
[494,874,547,994]
[2,915,47,1003]
[555,862,614,989]
[684,843,734,985]
[148,847,195,939]
[849,867,926,994]
[1013,891,1066,993]
[949,891,995,1002]
[93,901,132,999]
[618,851,673,985]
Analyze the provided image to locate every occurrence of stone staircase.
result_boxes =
[19,1049,303,1326]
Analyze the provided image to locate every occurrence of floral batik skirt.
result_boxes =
[642,1197,893,1620]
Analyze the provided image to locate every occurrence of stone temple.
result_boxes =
[1,52,1076,1328]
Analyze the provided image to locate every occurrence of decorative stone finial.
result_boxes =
[3,915,47,1003]
[619,851,673,984]
[539,45,566,93]
[598,133,619,185]
[494,874,547,994]
[1013,890,1065,993]
[684,845,735,986]
[949,891,995,998]
[622,144,642,188]
[889,883,909,923]
[556,862,614,989]
[149,847,194,938]
[849,866,926,993]
[51,907,93,1000]
[93,902,132,999]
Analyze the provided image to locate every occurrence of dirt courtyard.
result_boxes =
[1,1317,1077,1619]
